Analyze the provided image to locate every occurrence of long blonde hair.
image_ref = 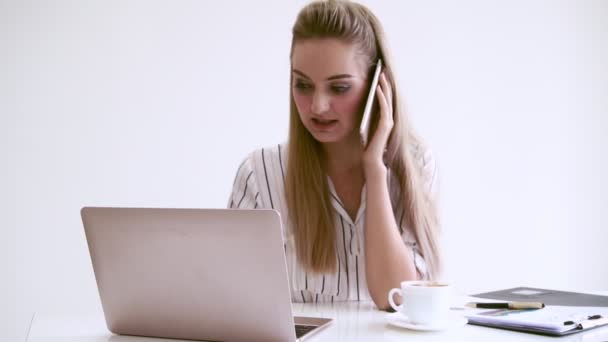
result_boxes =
[286,0,442,279]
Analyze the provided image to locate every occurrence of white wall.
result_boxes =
[6,0,608,340]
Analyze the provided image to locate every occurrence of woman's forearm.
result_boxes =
[363,164,418,310]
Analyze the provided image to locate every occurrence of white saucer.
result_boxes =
[386,312,468,331]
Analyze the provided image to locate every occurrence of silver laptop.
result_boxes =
[81,207,333,341]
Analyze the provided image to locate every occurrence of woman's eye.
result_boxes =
[331,85,351,94]
[294,82,312,92]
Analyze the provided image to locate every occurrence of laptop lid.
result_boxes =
[81,207,299,342]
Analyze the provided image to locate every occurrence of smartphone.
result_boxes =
[359,59,383,147]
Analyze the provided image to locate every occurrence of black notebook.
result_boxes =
[473,287,608,307]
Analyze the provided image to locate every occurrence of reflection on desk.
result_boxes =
[28,301,608,342]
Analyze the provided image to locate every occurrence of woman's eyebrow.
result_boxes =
[292,69,354,81]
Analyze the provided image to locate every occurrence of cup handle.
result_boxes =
[388,288,403,312]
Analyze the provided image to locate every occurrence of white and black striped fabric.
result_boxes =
[228,143,438,303]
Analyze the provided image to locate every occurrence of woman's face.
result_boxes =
[291,38,369,145]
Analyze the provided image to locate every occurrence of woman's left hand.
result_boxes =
[362,71,394,174]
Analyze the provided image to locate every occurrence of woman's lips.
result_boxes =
[311,118,338,131]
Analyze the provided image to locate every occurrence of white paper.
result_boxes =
[465,305,608,333]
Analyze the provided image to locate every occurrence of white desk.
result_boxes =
[28,300,608,342]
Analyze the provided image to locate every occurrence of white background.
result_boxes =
[4,0,608,340]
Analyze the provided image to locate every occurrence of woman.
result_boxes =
[228,0,441,310]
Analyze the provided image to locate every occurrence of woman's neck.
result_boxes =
[322,138,363,175]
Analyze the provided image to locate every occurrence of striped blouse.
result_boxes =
[228,143,438,303]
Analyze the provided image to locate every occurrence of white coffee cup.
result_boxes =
[388,280,452,325]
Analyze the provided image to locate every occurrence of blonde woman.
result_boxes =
[228,0,441,310]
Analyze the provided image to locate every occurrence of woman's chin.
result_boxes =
[305,125,358,145]
[310,132,342,144]
[311,132,361,146]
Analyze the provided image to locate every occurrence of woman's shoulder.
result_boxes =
[239,143,288,169]
[408,141,435,168]
[234,143,289,189]
[408,140,438,195]
[234,143,289,212]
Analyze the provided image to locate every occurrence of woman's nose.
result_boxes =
[310,92,330,114]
